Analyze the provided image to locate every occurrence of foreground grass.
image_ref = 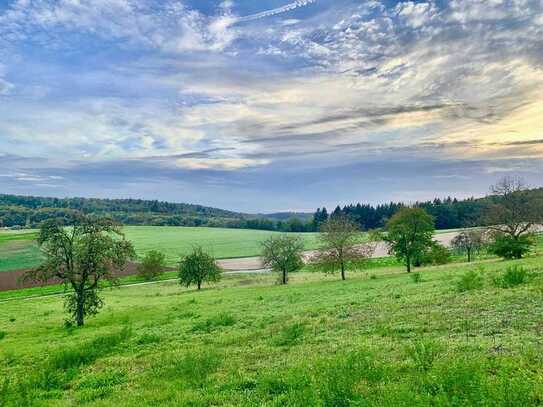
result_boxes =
[1,256,542,406]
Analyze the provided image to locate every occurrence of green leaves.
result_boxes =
[178,247,222,290]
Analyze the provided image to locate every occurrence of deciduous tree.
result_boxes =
[261,235,305,285]
[27,216,135,326]
[137,250,167,281]
[384,208,435,273]
[483,177,543,259]
[311,216,375,280]
[179,247,222,290]
[451,229,487,262]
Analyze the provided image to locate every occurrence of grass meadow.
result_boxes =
[0,227,320,272]
[1,255,542,406]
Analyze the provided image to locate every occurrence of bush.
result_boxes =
[420,242,451,266]
[273,322,306,347]
[456,270,484,292]
[191,312,236,333]
[0,331,5,341]
[488,233,535,260]
[137,250,167,281]
[493,265,530,288]
[406,339,442,372]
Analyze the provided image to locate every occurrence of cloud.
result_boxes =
[1,0,543,210]
[0,0,239,52]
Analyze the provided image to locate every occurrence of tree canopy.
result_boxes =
[261,235,305,285]
[384,208,435,273]
[26,215,135,326]
[311,216,374,280]
[178,247,222,290]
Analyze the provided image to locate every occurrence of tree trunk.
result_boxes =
[282,269,287,285]
[197,280,201,290]
[341,263,346,281]
[76,290,85,327]
[406,255,411,273]
[467,248,472,263]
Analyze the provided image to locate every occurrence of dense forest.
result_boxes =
[1,190,541,232]
[315,196,487,231]
[0,194,313,232]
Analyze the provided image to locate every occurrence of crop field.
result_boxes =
[0,227,320,273]
[1,256,542,405]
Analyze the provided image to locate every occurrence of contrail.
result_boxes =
[235,0,317,23]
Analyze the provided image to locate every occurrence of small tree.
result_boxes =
[137,250,167,281]
[261,235,305,285]
[26,216,135,327]
[483,177,543,259]
[311,216,374,280]
[451,230,487,262]
[385,208,435,273]
[179,247,222,290]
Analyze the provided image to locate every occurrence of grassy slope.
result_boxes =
[0,227,320,272]
[1,257,542,405]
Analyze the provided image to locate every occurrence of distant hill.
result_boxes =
[0,194,315,232]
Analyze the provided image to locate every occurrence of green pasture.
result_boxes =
[0,227,320,272]
[1,255,542,405]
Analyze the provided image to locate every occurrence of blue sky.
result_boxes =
[1,0,543,212]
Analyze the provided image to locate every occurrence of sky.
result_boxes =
[1,0,543,213]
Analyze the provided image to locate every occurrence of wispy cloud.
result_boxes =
[1,0,543,210]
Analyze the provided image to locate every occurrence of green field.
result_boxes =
[0,230,42,273]
[1,255,542,405]
[0,227,320,272]
[123,226,319,264]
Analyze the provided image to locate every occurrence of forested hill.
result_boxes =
[0,194,246,228]
[0,194,314,231]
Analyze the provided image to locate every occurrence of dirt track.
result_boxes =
[0,231,461,292]
[218,231,460,270]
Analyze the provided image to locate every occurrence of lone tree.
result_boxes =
[385,207,435,273]
[27,216,135,327]
[178,247,222,290]
[451,229,487,262]
[261,235,305,285]
[137,250,167,281]
[311,216,375,280]
[483,177,543,259]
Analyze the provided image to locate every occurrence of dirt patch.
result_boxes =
[0,262,143,292]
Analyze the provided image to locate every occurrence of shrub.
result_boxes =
[191,312,236,333]
[273,322,306,346]
[406,339,442,372]
[420,242,451,266]
[137,250,167,281]
[0,331,5,341]
[488,233,535,260]
[493,265,530,288]
[456,270,484,292]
